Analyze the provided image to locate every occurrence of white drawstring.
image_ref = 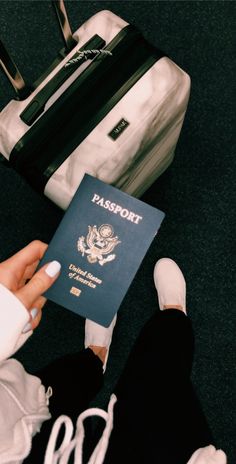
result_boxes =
[46,386,53,406]
[87,395,117,464]
[44,394,117,464]
[44,415,74,464]
[65,49,112,68]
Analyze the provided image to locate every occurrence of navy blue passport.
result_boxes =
[40,175,165,327]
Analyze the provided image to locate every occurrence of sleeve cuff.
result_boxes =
[0,283,33,362]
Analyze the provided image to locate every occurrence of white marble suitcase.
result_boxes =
[0,3,191,210]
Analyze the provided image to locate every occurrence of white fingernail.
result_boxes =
[45,261,61,278]
[30,308,38,320]
[22,322,32,334]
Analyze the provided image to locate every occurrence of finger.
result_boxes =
[23,259,41,280]
[22,296,47,333]
[31,295,47,314]
[2,241,48,275]
[30,294,47,330]
[22,307,42,334]
[32,308,42,330]
[30,304,43,331]
[18,260,41,288]
[15,260,61,309]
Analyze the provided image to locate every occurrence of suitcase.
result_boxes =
[0,1,191,210]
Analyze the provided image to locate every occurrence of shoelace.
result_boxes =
[44,394,117,464]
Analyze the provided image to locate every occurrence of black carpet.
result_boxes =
[0,1,235,463]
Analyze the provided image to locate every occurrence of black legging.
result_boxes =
[105,309,213,463]
[25,309,213,463]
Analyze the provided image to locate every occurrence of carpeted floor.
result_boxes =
[0,1,235,463]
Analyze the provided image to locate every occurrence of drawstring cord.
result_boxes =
[44,394,117,464]
[87,395,117,464]
[46,386,53,406]
[44,415,74,464]
[65,49,112,68]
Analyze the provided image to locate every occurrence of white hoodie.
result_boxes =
[0,283,227,464]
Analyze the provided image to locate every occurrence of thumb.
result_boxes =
[15,261,61,309]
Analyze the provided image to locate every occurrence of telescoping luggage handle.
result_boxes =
[53,0,77,51]
[0,39,29,100]
[0,0,86,101]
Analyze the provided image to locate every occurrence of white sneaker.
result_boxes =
[153,258,187,314]
[84,314,117,372]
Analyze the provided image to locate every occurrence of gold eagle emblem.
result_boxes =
[77,224,121,265]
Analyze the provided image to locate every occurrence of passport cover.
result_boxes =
[40,174,165,327]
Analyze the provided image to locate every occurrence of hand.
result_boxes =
[0,240,61,331]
